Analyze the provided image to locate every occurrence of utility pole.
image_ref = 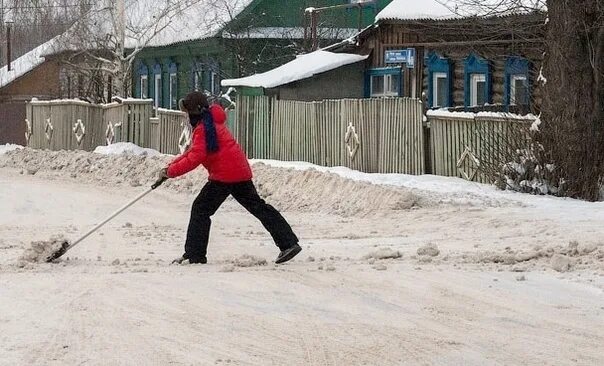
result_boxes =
[1,0,4,66]
[116,0,125,97]
[6,19,12,71]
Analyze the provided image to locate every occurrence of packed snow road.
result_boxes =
[1,149,603,365]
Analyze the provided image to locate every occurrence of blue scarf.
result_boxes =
[190,110,219,153]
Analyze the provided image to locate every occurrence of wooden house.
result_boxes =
[333,0,546,113]
[225,0,546,114]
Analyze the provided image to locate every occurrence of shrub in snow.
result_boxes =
[497,142,564,196]
[476,120,564,197]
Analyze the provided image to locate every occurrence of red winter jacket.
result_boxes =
[167,105,252,183]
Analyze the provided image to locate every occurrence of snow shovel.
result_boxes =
[45,176,168,262]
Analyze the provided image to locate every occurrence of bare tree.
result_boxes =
[52,0,217,102]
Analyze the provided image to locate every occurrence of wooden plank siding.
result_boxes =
[353,15,546,109]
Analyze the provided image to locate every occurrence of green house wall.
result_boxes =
[132,39,236,109]
[131,0,394,109]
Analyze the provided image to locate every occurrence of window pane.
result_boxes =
[388,74,400,95]
[436,76,447,107]
[212,72,221,95]
[371,75,384,95]
[476,80,486,106]
[514,78,527,105]
[155,75,162,109]
[170,74,177,109]
[140,76,148,99]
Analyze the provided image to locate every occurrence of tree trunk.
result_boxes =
[540,0,604,200]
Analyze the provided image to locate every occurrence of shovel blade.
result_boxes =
[46,241,70,262]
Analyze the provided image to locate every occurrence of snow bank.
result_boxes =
[0,144,23,155]
[1,148,422,217]
[250,159,498,196]
[94,142,162,157]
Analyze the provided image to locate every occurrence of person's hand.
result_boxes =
[158,167,169,180]
[152,168,170,189]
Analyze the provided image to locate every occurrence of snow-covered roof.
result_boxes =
[376,0,456,21]
[123,0,254,48]
[376,0,546,21]
[221,50,369,88]
[222,27,359,40]
[0,37,61,88]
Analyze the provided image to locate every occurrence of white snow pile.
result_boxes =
[363,248,402,260]
[94,142,163,157]
[20,235,67,264]
[470,241,603,273]
[0,144,23,155]
[224,254,268,268]
[0,148,424,217]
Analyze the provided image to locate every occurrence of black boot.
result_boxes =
[275,244,302,264]
[172,254,207,265]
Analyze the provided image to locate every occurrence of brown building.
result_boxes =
[0,41,62,145]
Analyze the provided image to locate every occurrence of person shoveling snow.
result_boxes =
[160,91,301,265]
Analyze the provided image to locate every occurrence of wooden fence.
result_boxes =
[429,112,532,183]
[233,96,425,174]
[23,96,532,184]
[149,108,189,155]
[25,99,184,154]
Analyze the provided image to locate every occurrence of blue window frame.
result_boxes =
[136,63,149,99]
[364,67,403,98]
[504,56,530,110]
[426,52,452,108]
[152,61,163,109]
[168,61,178,109]
[464,53,492,108]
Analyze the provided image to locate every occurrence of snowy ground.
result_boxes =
[1,148,603,366]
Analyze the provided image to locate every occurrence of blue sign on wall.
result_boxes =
[385,50,408,63]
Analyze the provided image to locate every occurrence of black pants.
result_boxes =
[185,180,298,259]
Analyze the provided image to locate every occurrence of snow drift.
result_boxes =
[0,148,422,217]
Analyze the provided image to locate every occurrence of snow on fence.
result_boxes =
[233,96,426,174]
[428,111,534,183]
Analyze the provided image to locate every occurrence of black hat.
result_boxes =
[179,91,209,116]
